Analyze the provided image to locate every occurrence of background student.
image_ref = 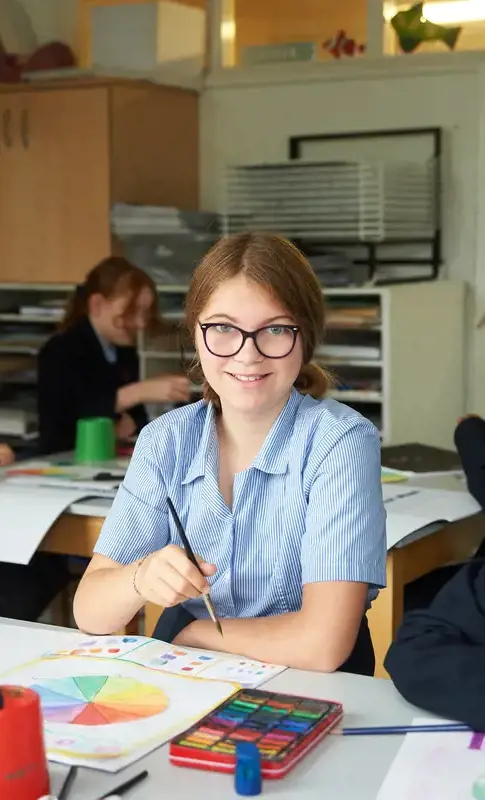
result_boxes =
[37,255,191,455]
[74,232,387,676]
[0,256,190,623]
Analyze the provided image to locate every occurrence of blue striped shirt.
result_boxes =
[94,389,387,620]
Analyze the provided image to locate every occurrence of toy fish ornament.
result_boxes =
[391,2,461,53]
[323,30,366,59]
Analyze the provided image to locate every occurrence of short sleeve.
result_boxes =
[301,421,387,590]
[94,426,169,563]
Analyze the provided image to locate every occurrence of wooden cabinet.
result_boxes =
[0,79,199,283]
[0,93,29,279]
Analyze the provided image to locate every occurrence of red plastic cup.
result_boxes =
[0,685,50,800]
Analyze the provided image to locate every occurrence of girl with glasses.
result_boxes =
[75,234,386,675]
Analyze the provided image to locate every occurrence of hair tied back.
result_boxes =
[75,283,87,300]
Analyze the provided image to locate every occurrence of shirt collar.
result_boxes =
[251,388,301,475]
[182,389,302,485]
[93,326,117,364]
[182,403,216,485]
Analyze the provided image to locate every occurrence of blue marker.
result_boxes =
[235,742,262,796]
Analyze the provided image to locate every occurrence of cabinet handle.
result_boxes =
[2,109,12,148]
[20,109,29,149]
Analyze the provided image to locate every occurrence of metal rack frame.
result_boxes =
[287,127,442,284]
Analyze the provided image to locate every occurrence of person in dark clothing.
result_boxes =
[0,256,191,623]
[385,559,485,731]
[454,415,485,510]
[38,255,190,455]
[403,416,485,612]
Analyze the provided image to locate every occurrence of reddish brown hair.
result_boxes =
[61,256,162,333]
[185,233,329,407]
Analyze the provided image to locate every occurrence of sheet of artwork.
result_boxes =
[42,633,286,688]
[2,654,237,772]
[376,718,485,800]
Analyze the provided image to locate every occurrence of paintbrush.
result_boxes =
[332,722,471,736]
[58,766,78,800]
[167,497,223,636]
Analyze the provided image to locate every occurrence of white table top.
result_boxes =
[0,618,421,800]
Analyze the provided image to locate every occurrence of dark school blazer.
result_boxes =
[37,316,148,455]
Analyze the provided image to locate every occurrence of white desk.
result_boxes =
[0,618,419,800]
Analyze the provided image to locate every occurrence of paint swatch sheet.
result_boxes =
[43,633,286,689]
[2,633,285,773]
[376,717,485,800]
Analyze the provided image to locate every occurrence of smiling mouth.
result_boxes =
[228,373,269,383]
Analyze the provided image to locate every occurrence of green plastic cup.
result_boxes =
[75,417,115,463]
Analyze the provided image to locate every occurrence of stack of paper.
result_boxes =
[383,484,481,549]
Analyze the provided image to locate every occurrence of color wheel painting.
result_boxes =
[1,655,237,772]
[31,675,168,726]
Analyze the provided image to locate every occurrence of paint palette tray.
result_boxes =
[169,688,343,779]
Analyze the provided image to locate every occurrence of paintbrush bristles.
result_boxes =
[204,595,223,635]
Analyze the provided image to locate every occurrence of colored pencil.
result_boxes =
[97,770,149,799]
[58,766,78,800]
[336,722,471,736]
[166,497,223,636]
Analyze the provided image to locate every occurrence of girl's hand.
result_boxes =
[134,545,216,607]
[0,444,15,466]
[144,375,191,404]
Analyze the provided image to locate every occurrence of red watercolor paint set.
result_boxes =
[169,688,343,779]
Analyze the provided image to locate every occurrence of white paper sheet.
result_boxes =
[0,484,96,564]
[383,485,481,549]
[376,717,485,800]
[42,633,287,690]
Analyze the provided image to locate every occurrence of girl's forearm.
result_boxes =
[175,611,342,672]
[73,563,145,634]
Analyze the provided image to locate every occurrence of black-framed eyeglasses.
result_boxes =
[199,322,300,359]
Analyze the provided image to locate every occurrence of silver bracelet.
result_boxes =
[132,558,145,597]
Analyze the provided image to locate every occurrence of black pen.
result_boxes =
[58,766,78,800]
[166,497,223,636]
[97,769,149,799]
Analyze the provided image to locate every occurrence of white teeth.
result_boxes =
[232,374,264,382]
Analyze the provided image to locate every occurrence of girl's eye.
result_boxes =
[214,324,234,333]
[267,326,286,336]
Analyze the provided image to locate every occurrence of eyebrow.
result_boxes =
[203,313,294,325]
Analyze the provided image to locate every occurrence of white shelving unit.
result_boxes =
[140,279,467,449]
[0,284,73,452]
[0,280,466,451]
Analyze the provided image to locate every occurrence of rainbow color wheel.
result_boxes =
[31,675,168,726]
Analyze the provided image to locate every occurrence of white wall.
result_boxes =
[15,0,77,48]
[200,55,485,413]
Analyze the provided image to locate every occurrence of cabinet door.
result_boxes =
[0,93,33,282]
[26,87,112,284]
